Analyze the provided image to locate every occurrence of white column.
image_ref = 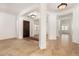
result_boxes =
[30,19,35,37]
[39,4,47,49]
[18,16,24,39]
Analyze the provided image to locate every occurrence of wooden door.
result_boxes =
[23,20,30,38]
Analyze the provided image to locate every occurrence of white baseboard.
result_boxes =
[48,38,57,40]
[72,40,79,44]
[48,35,57,40]
[0,36,17,40]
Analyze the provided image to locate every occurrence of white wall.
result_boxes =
[72,5,79,43]
[0,12,17,40]
[47,12,57,40]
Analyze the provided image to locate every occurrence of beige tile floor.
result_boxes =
[0,38,78,56]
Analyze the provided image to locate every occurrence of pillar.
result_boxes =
[18,16,24,39]
[39,3,47,49]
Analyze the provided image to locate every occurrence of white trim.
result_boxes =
[72,40,79,44]
[17,5,39,39]
[19,5,39,16]
[0,37,17,40]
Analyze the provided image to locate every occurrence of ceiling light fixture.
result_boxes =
[57,3,67,10]
[31,14,36,18]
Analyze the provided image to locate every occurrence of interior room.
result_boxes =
[0,3,79,56]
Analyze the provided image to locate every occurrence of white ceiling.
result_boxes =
[47,3,78,12]
[0,3,38,15]
[0,3,78,15]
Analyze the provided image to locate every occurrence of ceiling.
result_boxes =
[47,3,78,12]
[0,3,38,15]
[0,3,78,15]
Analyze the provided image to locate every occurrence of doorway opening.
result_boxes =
[57,13,72,51]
